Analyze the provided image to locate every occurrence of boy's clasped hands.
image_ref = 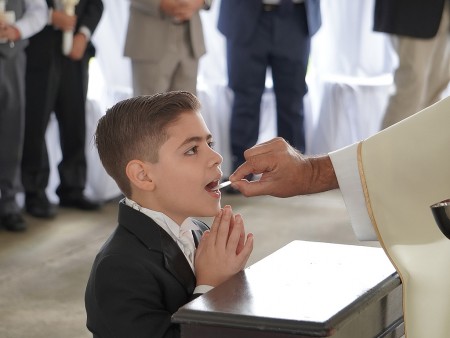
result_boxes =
[195,205,254,287]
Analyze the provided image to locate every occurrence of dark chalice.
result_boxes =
[430,199,450,239]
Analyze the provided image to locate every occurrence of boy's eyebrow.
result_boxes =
[178,134,213,149]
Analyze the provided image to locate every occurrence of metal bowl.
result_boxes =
[430,199,450,240]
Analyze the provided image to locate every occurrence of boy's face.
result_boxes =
[149,111,223,224]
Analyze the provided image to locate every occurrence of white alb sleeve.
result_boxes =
[329,143,378,241]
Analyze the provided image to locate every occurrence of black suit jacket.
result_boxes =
[26,0,103,66]
[85,202,209,338]
[374,0,446,38]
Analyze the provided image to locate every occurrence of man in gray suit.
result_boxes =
[0,0,47,231]
[124,0,211,95]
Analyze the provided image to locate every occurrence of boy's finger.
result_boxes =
[216,205,232,248]
[229,212,235,232]
[226,215,243,253]
[209,209,223,243]
[195,231,210,256]
[235,214,246,254]
[237,233,254,268]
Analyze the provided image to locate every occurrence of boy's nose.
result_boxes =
[209,148,223,166]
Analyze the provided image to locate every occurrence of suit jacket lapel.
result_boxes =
[118,202,196,294]
[159,229,196,294]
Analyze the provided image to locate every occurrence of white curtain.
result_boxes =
[307,0,396,154]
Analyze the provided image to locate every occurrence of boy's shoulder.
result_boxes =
[94,204,162,260]
[94,225,148,261]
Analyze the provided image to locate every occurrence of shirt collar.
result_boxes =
[124,197,200,242]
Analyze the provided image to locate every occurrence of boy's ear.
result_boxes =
[126,160,156,191]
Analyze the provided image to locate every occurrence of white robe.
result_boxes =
[330,97,450,338]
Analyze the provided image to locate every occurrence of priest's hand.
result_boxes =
[229,137,339,197]
[195,205,253,287]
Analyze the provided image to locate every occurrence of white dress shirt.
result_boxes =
[14,0,47,40]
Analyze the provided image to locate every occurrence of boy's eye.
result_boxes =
[208,141,215,149]
[185,146,198,155]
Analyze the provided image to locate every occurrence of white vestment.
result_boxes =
[332,97,450,338]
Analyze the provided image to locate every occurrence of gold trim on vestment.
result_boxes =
[357,141,408,338]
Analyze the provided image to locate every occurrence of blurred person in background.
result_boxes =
[0,0,47,231]
[218,0,321,192]
[375,0,450,128]
[124,0,212,96]
[21,0,103,219]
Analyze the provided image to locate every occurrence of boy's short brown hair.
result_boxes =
[95,91,201,197]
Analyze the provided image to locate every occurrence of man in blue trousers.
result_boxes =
[218,0,321,189]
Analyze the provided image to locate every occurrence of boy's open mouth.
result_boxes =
[205,179,220,192]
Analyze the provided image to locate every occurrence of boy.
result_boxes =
[85,91,253,337]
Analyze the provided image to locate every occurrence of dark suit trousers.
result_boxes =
[22,33,90,199]
[226,4,310,170]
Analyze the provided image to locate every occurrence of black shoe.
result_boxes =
[59,196,101,211]
[25,193,57,219]
[0,213,27,232]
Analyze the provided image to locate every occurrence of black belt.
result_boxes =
[262,3,302,12]
[262,3,279,11]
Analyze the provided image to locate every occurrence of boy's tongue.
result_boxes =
[205,180,219,192]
